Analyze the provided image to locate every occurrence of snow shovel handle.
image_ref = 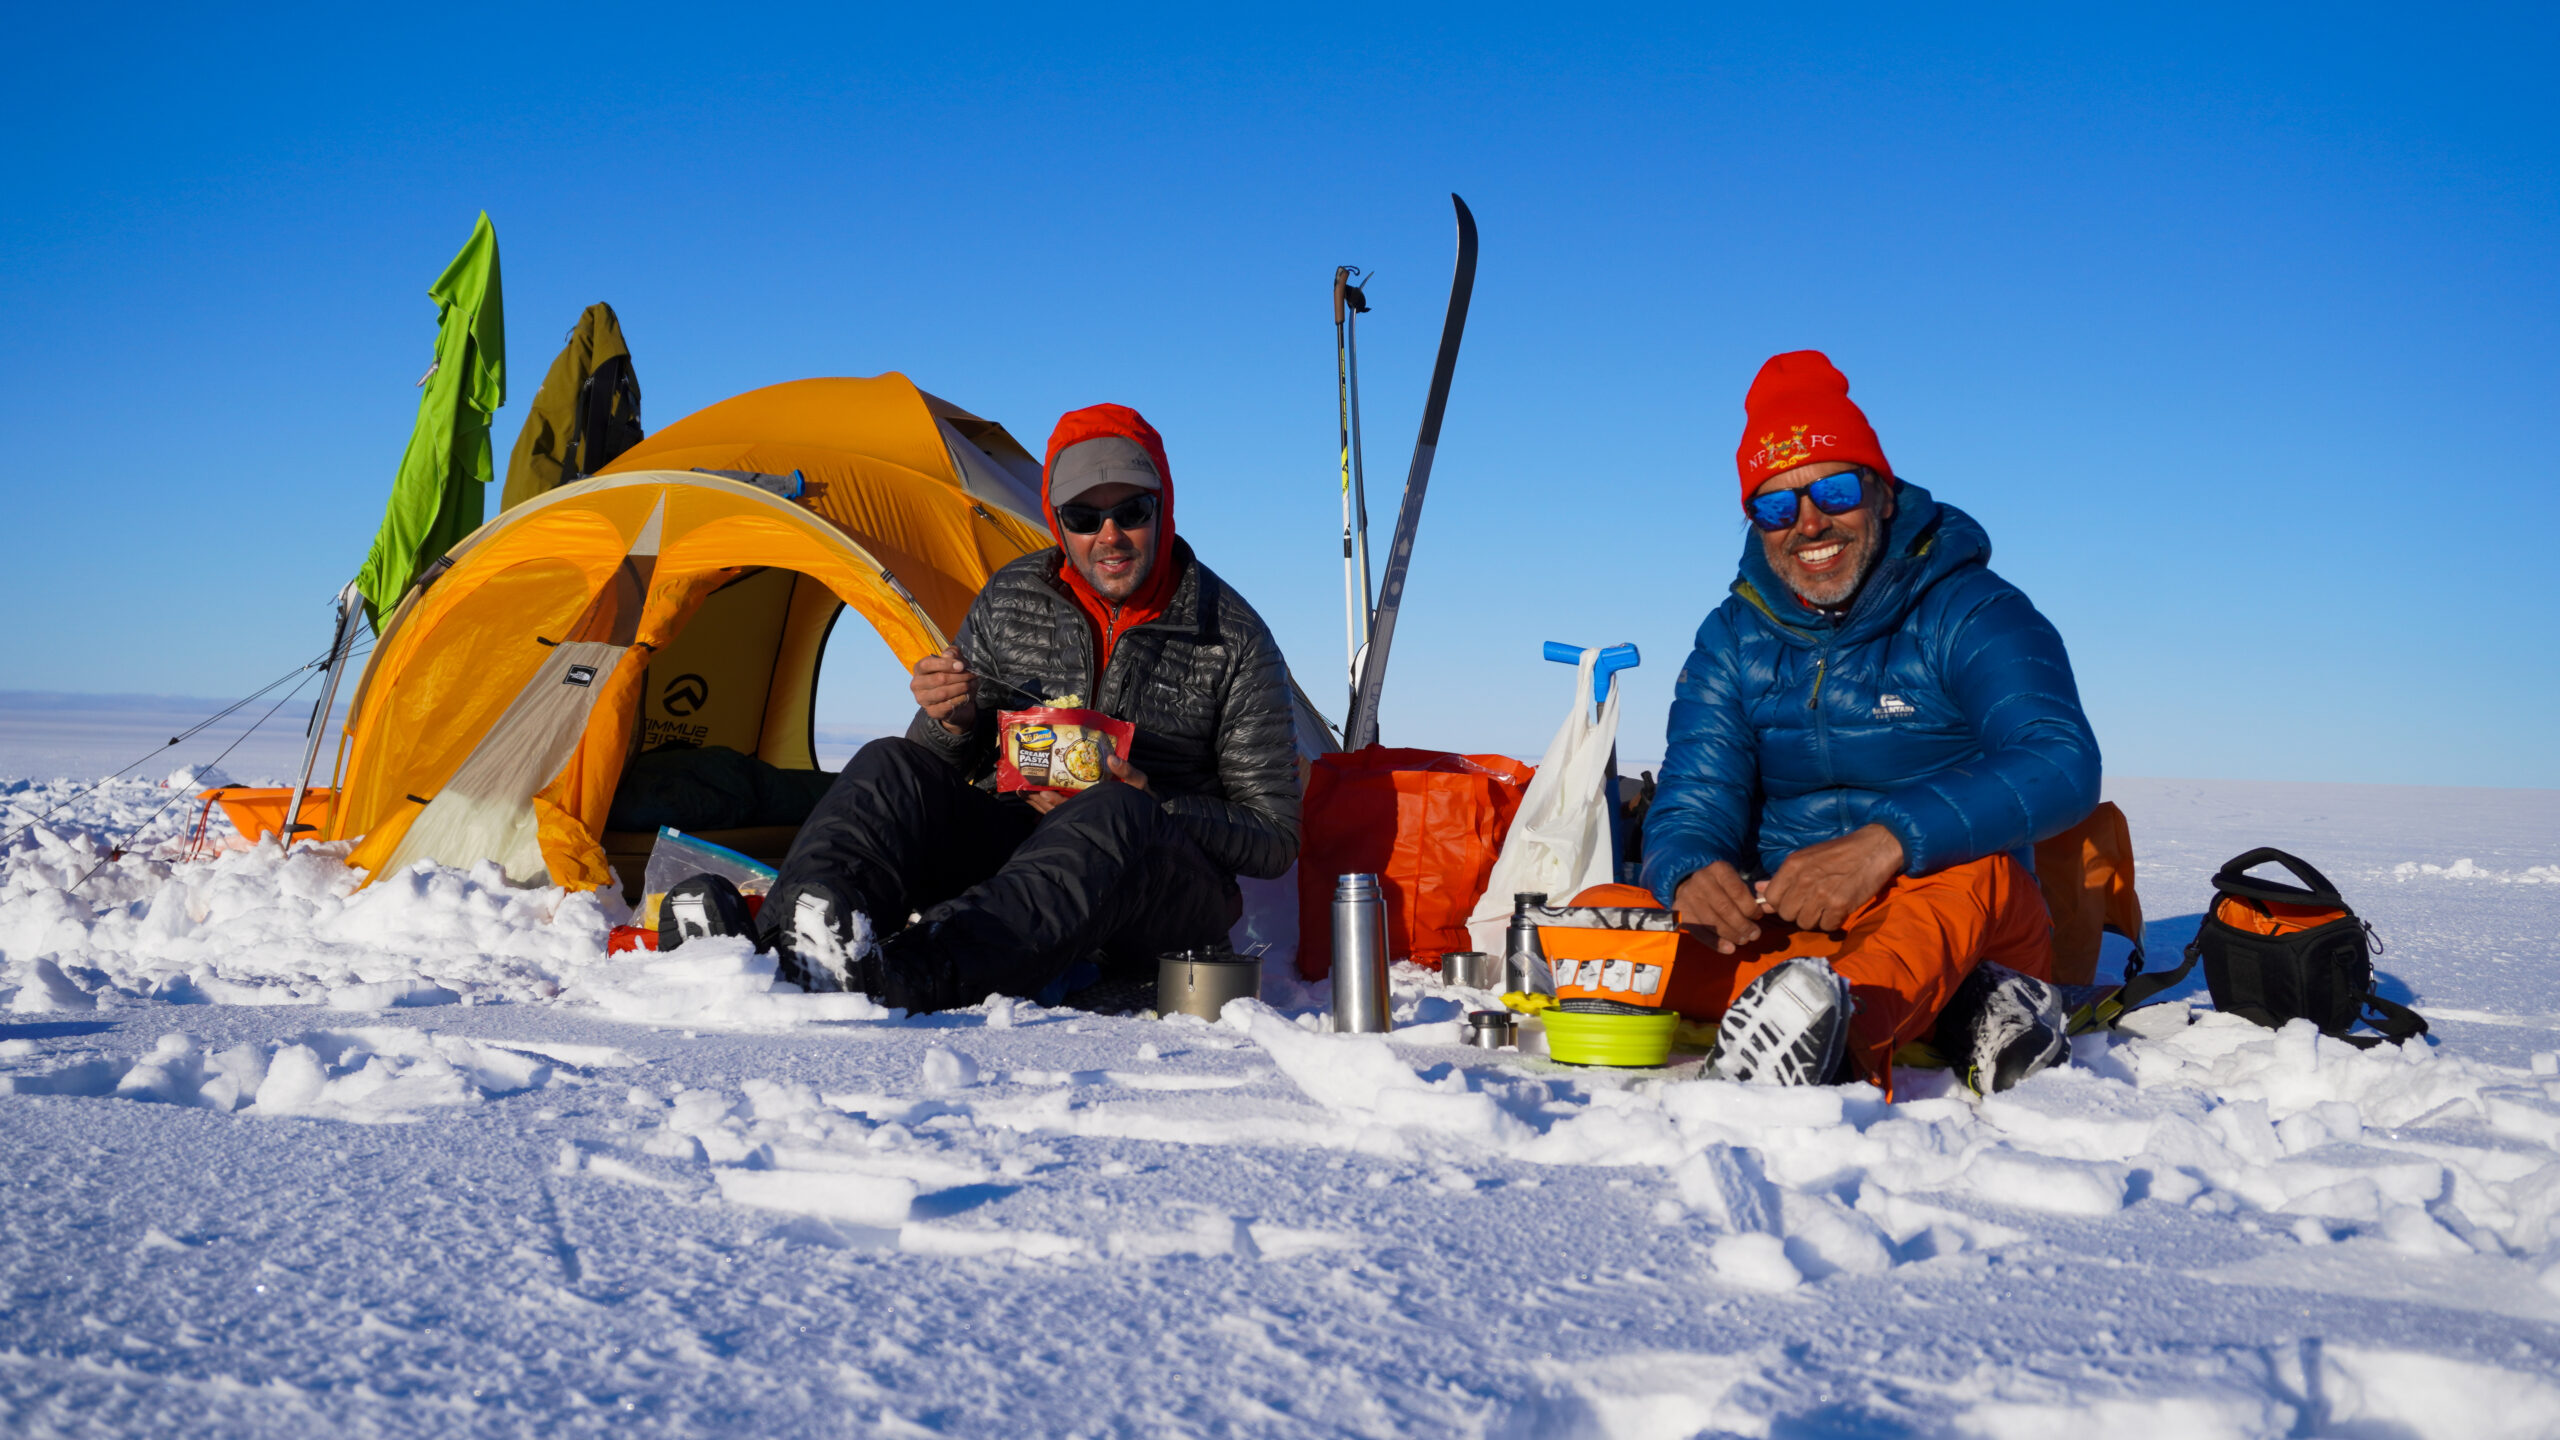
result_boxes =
[1544,642,1639,708]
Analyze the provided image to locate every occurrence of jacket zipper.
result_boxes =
[1809,651,1839,794]
[1096,603,1120,703]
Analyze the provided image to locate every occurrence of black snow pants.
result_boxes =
[762,738,1238,1003]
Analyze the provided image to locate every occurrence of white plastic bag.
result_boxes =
[1467,648,1622,954]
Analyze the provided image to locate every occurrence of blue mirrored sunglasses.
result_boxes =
[1745,470,1870,532]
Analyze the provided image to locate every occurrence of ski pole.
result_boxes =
[1333,265,1375,719]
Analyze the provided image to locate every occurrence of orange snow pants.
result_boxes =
[1620,853,2055,1087]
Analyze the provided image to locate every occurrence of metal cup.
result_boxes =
[1467,1010,1516,1049]
[1331,872,1391,1033]
[1440,950,1501,989]
[1157,946,1261,1022]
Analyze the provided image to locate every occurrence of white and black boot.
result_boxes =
[1708,956,1854,1086]
[775,889,875,995]
[1935,961,2067,1094]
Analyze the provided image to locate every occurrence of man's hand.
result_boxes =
[1025,790,1066,815]
[1759,824,1906,933]
[910,647,978,737]
[1107,752,1150,792]
[1674,860,1769,954]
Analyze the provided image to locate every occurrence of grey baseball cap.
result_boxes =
[1048,435,1162,507]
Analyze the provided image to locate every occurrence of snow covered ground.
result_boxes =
[2,752,2556,1437]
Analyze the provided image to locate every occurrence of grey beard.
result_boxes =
[1790,541,1882,609]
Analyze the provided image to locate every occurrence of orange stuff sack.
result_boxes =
[2033,801,2145,985]
[208,787,337,845]
[1537,882,1735,1015]
[996,707,1135,795]
[1295,747,1534,980]
[2213,893,2347,936]
[1538,885,1684,1008]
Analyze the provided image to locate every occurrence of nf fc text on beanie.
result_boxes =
[1735,350,1893,505]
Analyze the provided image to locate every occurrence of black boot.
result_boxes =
[1934,961,2068,1094]
[763,883,875,995]
[866,918,978,1014]
[658,873,757,952]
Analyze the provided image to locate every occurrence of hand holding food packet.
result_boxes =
[996,706,1137,794]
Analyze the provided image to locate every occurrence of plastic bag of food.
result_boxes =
[639,826,779,930]
[996,706,1136,794]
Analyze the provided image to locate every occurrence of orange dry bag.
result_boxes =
[1295,747,1534,980]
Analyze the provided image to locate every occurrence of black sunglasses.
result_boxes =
[1056,492,1159,535]
[1745,470,1870,532]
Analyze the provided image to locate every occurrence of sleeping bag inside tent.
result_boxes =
[325,373,1054,893]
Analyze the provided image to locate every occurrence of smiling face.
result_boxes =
[1753,461,1895,608]
[1059,480,1157,603]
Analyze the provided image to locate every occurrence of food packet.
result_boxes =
[996,706,1136,794]
[639,826,779,930]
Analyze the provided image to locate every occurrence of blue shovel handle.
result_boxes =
[1543,641,1640,707]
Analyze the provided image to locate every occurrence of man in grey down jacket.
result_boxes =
[754,403,1299,1012]
[1637,352,2101,1093]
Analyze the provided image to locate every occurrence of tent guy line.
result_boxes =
[66,665,322,893]
[0,644,363,854]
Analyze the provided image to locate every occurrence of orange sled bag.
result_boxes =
[1296,747,1534,980]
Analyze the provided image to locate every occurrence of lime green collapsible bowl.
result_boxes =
[1540,1008,1680,1067]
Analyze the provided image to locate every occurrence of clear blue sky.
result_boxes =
[5,4,2553,787]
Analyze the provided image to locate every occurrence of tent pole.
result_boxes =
[282,581,362,850]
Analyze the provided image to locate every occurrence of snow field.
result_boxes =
[1,772,2556,1434]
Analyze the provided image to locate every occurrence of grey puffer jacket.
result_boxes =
[904,539,1301,879]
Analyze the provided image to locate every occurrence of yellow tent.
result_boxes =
[328,373,1053,890]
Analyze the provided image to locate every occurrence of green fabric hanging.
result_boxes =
[355,212,506,628]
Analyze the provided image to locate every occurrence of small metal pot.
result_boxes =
[1467,1009,1517,1049]
[1157,946,1262,1021]
[1440,950,1502,990]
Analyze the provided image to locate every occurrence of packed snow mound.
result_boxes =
[1,1025,626,1122]
[2395,858,2560,884]
[3,777,628,1008]
[2,772,2557,1434]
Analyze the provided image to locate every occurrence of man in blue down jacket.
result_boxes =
[1637,350,2101,1089]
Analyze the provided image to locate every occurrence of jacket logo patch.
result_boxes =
[1871,693,1916,720]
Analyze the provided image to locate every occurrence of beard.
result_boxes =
[1074,540,1152,602]
[1776,532,1882,608]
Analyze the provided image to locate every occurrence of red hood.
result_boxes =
[1042,403,1180,674]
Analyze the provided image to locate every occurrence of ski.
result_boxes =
[1344,193,1477,751]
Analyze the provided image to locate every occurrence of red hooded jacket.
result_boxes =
[1042,404,1180,675]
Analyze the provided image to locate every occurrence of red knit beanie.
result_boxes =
[1735,351,1893,505]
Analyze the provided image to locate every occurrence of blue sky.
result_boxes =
[4,4,2553,787]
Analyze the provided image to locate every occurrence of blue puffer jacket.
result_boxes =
[1640,481,2099,903]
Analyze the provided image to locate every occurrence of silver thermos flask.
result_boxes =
[1505,892,1555,995]
[1331,872,1392,1033]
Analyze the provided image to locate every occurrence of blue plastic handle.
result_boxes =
[1544,641,1640,706]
